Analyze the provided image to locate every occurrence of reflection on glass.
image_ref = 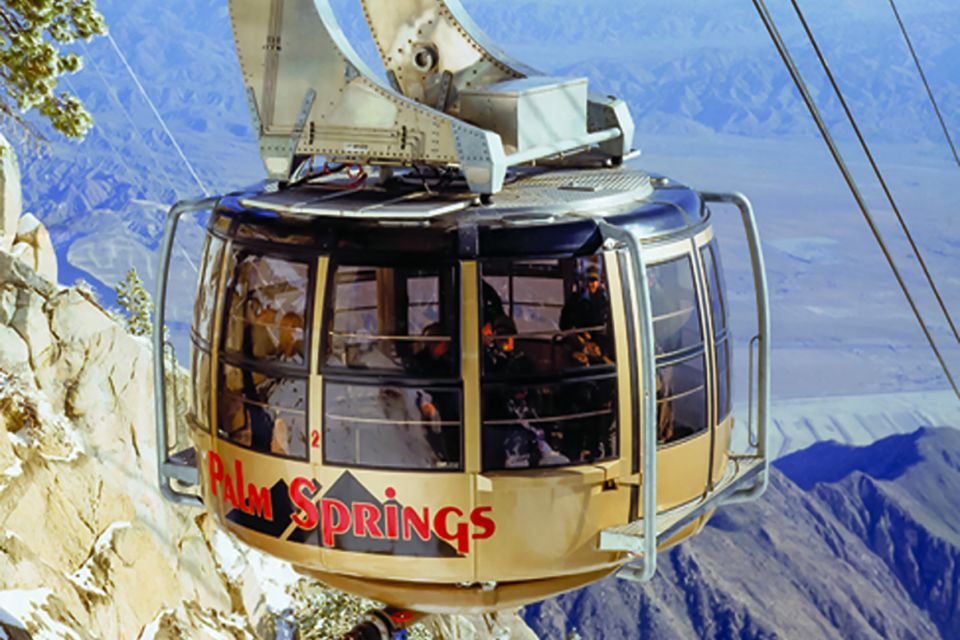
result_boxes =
[700,242,727,336]
[191,347,211,431]
[480,257,615,377]
[717,337,731,420]
[325,265,456,376]
[324,383,461,469]
[648,257,703,356]
[218,363,307,459]
[193,236,225,343]
[482,376,617,470]
[223,252,309,367]
[656,354,707,444]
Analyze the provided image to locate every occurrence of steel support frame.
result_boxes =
[154,197,219,507]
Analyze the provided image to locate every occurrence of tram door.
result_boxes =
[641,234,718,511]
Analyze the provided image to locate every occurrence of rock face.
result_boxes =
[0,134,21,255]
[0,248,272,638]
[0,249,538,638]
[10,214,57,284]
[524,428,960,639]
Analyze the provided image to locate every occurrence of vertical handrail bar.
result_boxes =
[154,197,219,507]
[599,221,658,581]
[700,192,770,503]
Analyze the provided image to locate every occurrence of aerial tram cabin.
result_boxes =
[153,0,771,630]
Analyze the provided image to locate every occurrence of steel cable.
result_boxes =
[887,0,960,171]
[750,0,960,400]
[787,0,960,345]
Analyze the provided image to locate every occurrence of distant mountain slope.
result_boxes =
[523,427,960,639]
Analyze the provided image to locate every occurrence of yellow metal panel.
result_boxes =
[656,431,712,511]
[473,471,626,582]
[712,415,733,481]
[461,261,481,474]
[311,256,329,376]
[604,250,633,482]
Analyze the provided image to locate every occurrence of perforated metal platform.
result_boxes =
[239,166,654,221]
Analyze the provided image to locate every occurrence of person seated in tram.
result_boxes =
[559,264,612,366]
[239,308,307,457]
[411,322,459,464]
[480,314,570,469]
[411,322,454,377]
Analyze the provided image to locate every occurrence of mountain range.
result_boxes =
[523,427,960,639]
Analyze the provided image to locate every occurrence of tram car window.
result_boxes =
[480,255,618,470]
[701,241,733,420]
[216,249,311,460]
[322,263,462,471]
[648,256,708,445]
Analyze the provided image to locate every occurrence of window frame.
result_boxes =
[478,253,620,472]
[319,259,465,473]
[214,242,316,462]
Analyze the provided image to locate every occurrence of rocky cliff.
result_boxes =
[524,428,960,639]
[0,138,536,639]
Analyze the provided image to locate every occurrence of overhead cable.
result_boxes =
[787,0,960,345]
[887,0,960,171]
[750,0,960,400]
[104,32,210,197]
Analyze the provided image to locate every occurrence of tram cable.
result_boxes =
[104,32,210,197]
[887,0,960,171]
[77,40,184,200]
[786,0,960,346]
[750,0,960,400]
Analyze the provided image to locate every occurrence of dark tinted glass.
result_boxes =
[656,354,707,444]
[193,236,225,343]
[700,242,728,336]
[217,363,307,460]
[480,257,615,377]
[191,346,211,432]
[716,336,731,421]
[325,265,457,376]
[223,252,310,368]
[648,257,703,356]
[324,383,461,470]
[482,376,617,470]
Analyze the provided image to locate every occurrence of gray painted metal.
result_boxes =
[229,0,634,193]
[239,166,653,220]
[154,198,217,508]
[597,221,659,582]
[597,191,771,582]
[703,192,771,505]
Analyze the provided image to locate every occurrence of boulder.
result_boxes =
[11,213,57,284]
[0,134,21,255]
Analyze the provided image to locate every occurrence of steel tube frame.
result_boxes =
[599,221,658,581]
[700,192,771,504]
[154,197,219,507]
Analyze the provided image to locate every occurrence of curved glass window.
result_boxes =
[322,263,462,471]
[218,364,307,459]
[324,265,458,376]
[190,347,211,431]
[217,249,311,460]
[223,252,310,368]
[324,383,461,470]
[193,236,225,345]
[648,255,707,444]
[648,257,702,357]
[701,241,732,421]
[480,256,617,470]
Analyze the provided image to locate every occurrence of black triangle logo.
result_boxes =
[322,471,461,558]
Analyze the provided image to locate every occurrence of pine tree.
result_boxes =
[0,1,106,140]
[114,267,152,336]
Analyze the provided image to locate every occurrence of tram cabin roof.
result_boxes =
[212,166,708,258]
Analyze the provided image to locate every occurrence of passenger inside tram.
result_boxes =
[559,263,613,367]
